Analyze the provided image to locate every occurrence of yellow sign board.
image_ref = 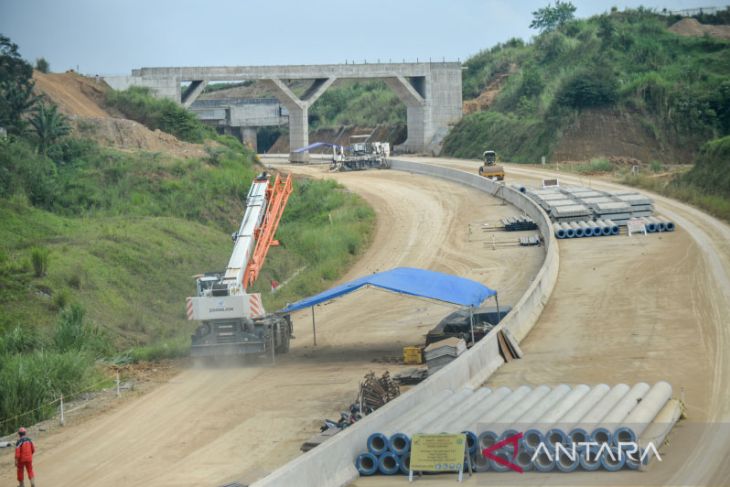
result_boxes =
[409,433,467,473]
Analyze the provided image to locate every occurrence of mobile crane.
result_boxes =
[186,172,294,358]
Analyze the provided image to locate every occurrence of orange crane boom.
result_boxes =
[242,173,293,290]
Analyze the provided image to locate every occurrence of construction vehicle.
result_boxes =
[329,141,391,171]
[478,150,505,181]
[186,172,294,358]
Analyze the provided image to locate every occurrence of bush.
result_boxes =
[555,69,618,109]
[30,246,48,277]
[35,57,49,73]
[105,87,211,143]
[681,136,730,196]
[54,304,111,356]
[574,158,614,174]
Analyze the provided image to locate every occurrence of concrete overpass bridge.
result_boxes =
[105,62,463,161]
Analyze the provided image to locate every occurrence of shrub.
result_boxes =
[35,57,49,73]
[54,304,111,356]
[30,246,49,277]
[555,69,618,109]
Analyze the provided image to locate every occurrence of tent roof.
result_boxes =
[279,267,496,313]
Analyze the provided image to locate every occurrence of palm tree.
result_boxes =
[29,102,70,155]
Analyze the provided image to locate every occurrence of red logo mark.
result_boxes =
[481,432,524,473]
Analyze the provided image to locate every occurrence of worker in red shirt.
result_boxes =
[14,427,35,487]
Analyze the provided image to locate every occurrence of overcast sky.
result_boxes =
[1,0,727,75]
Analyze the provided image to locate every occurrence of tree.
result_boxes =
[530,1,577,32]
[29,102,70,155]
[0,35,37,134]
[35,57,50,73]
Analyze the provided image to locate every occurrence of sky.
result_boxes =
[1,0,728,75]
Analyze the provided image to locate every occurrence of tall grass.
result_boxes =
[30,246,48,277]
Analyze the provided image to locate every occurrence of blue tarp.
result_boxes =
[292,142,342,153]
[280,267,496,313]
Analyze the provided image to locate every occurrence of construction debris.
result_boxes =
[359,371,400,411]
[393,368,428,385]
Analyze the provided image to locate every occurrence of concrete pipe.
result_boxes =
[355,452,379,476]
[398,389,471,436]
[662,219,675,231]
[486,385,551,452]
[513,447,535,472]
[637,399,682,468]
[463,431,479,455]
[552,384,610,445]
[596,219,612,236]
[641,217,657,233]
[554,223,566,239]
[489,450,514,472]
[515,384,571,450]
[648,216,665,232]
[600,446,626,472]
[561,222,576,238]
[593,382,650,446]
[399,454,411,475]
[427,388,492,434]
[532,447,556,472]
[606,219,620,235]
[389,433,411,456]
[472,451,490,472]
[460,387,512,434]
[614,381,672,447]
[588,221,602,237]
[570,222,585,238]
[579,445,601,471]
[571,383,630,445]
[554,444,580,472]
[475,386,533,450]
[378,451,401,475]
[578,221,593,237]
[523,384,589,450]
[375,389,452,441]
[366,433,390,456]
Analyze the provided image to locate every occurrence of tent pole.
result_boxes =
[495,293,500,321]
[311,306,317,346]
[469,306,475,346]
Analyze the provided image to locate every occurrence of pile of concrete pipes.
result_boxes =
[638,217,676,233]
[553,220,619,239]
[355,382,679,476]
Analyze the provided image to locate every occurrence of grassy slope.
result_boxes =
[443,9,730,162]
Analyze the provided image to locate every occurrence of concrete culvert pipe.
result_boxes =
[569,427,589,445]
[399,454,411,475]
[545,428,569,446]
[600,446,626,472]
[642,218,657,233]
[366,433,390,456]
[564,224,576,238]
[532,448,555,472]
[355,452,379,476]
[460,387,512,434]
[532,385,590,445]
[579,445,602,471]
[606,219,620,235]
[515,448,534,472]
[570,222,585,237]
[490,385,552,442]
[557,384,611,443]
[663,219,675,231]
[473,386,532,437]
[490,450,513,472]
[588,221,602,237]
[648,216,665,232]
[378,451,401,475]
[463,431,479,454]
[595,382,650,446]
[522,429,544,450]
[571,383,630,445]
[555,445,580,472]
[428,388,492,434]
[554,224,566,239]
[624,447,642,470]
[579,221,593,237]
[389,433,410,456]
[478,430,500,451]
[637,399,682,468]
[515,384,572,450]
[614,381,672,447]
[472,451,490,472]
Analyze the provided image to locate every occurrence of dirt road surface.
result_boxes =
[353,157,730,487]
[0,163,541,486]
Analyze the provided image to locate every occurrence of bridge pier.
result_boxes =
[104,63,462,159]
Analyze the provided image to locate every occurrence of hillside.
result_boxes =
[443,8,730,163]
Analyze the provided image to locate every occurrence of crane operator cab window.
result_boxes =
[196,274,221,297]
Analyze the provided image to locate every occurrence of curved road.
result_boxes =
[0,164,542,486]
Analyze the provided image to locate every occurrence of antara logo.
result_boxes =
[481,432,662,474]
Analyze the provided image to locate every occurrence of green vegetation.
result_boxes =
[35,57,49,73]
[622,135,730,222]
[0,34,36,135]
[530,0,577,32]
[105,86,212,143]
[444,7,730,162]
[0,35,375,433]
[309,80,405,129]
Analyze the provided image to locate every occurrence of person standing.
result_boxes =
[15,427,35,487]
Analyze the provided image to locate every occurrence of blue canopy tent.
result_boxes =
[279,267,498,346]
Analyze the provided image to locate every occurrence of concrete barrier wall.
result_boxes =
[251,160,559,487]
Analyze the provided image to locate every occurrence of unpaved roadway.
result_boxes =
[354,157,730,487]
[0,164,542,486]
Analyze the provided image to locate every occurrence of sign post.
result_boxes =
[409,433,469,482]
